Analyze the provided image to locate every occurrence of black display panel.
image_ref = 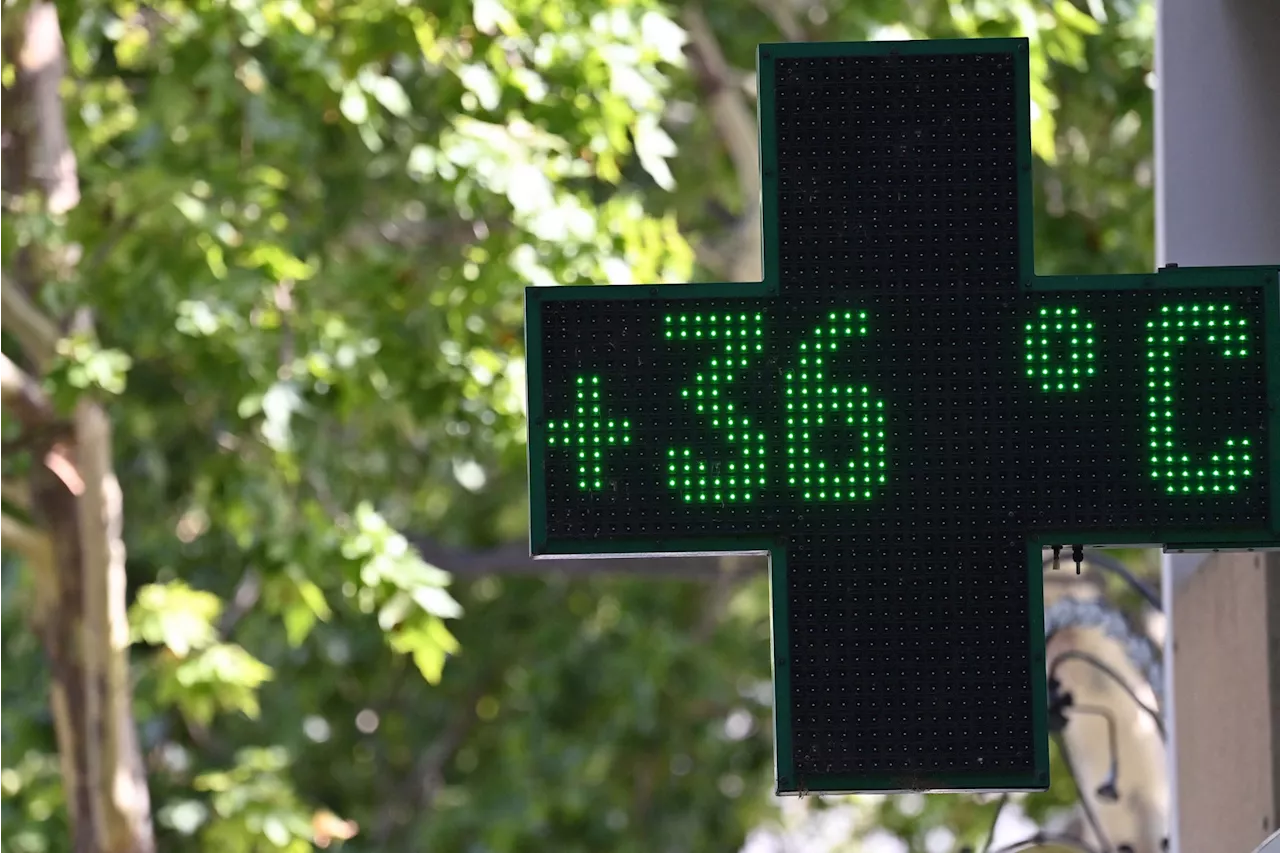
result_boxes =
[537,289,1269,541]
[524,37,1279,795]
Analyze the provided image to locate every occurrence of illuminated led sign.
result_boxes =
[524,37,1280,795]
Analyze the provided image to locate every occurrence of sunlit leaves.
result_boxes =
[259,381,305,452]
[338,90,370,145]
[339,502,462,682]
[364,73,412,119]
[386,613,462,684]
[129,582,275,726]
[154,644,275,727]
[243,245,317,282]
[47,336,132,397]
[130,581,223,657]
[187,748,330,853]
[473,0,522,38]
[8,0,705,849]
[0,748,66,853]
[634,114,678,190]
[260,567,333,648]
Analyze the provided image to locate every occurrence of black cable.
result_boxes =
[986,833,1104,853]
[1055,732,1114,853]
[1049,649,1166,740]
[1040,548,1162,611]
[960,712,1109,853]
[1079,550,1161,611]
[980,792,1009,853]
[930,718,1116,853]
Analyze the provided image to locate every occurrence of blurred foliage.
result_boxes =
[2,0,1155,851]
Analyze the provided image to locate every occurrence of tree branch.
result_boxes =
[752,0,807,42]
[5,5,154,851]
[1,511,52,563]
[10,1,78,215]
[217,569,262,636]
[1,275,60,371]
[406,535,765,581]
[2,478,32,512]
[73,400,155,850]
[415,682,485,811]
[0,351,55,424]
[683,4,762,282]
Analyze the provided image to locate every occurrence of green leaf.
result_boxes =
[1055,0,1102,34]
[388,617,457,684]
[339,82,369,124]
[458,64,502,111]
[411,585,463,620]
[634,114,677,190]
[474,0,521,36]
[377,590,415,631]
[367,75,412,118]
[153,643,274,725]
[129,582,222,656]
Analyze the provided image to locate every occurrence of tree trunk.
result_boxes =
[1,4,156,851]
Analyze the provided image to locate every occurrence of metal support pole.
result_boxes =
[1157,0,1280,849]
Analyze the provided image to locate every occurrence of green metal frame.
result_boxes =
[523,34,1280,797]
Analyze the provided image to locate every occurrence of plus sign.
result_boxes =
[547,374,632,490]
[525,37,1278,794]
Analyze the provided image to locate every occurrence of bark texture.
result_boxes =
[1,4,156,851]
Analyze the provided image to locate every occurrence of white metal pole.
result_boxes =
[1156,0,1280,849]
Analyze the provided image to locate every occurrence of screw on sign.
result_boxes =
[523,37,1280,794]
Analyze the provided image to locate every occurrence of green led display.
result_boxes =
[1144,303,1254,494]
[785,311,887,501]
[526,36,1279,800]
[1024,305,1096,392]
[667,312,767,503]
[553,299,1271,500]
[546,374,630,490]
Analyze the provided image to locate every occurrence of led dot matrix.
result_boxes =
[1144,303,1254,494]
[784,311,887,501]
[527,36,1278,798]
[546,375,630,490]
[1025,305,1095,391]
[667,311,767,503]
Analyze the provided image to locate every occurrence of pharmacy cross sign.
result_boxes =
[523,37,1280,794]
